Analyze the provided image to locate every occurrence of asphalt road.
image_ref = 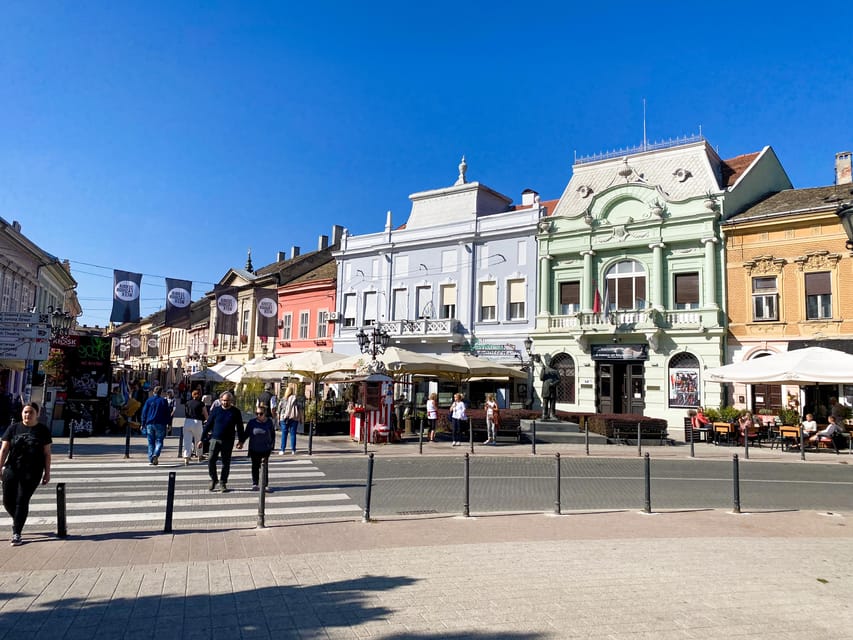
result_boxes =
[313,455,853,515]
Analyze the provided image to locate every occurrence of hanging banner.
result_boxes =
[147,335,159,358]
[215,285,239,336]
[255,288,278,337]
[129,334,142,357]
[109,270,142,323]
[165,278,193,328]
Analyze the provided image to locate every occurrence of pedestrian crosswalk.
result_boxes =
[0,456,362,531]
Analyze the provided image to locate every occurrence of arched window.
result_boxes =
[605,260,646,310]
[669,352,700,408]
[550,353,576,404]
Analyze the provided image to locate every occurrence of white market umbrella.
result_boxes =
[705,347,853,385]
[316,346,468,379]
[443,352,527,382]
[244,350,347,381]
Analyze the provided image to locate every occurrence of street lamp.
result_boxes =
[47,305,73,339]
[356,325,391,361]
[836,199,853,250]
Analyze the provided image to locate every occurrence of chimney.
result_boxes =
[290,246,300,259]
[521,189,538,206]
[331,224,344,246]
[318,235,329,251]
[276,251,286,262]
[836,151,852,185]
[12,221,21,233]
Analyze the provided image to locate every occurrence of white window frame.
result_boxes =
[507,279,526,321]
[479,281,497,322]
[316,310,329,338]
[752,276,778,322]
[299,311,310,339]
[281,313,292,340]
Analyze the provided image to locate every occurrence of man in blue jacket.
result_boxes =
[141,386,171,466]
[201,391,245,493]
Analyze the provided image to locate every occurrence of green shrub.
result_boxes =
[778,408,801,425]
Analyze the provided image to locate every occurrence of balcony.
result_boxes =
[379,318,465,343]
[547,308,722,332]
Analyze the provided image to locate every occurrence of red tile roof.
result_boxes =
[720,152,760,188]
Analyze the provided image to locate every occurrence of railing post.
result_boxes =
[257,458,267,529]
[56,483,67,538]
[689,419,695,458]
[637,421,642,458]
[124,421,131,459]
[800,427,806,462]
[418,415,424,455]
[584,416,589,456]
[531,420,537,455]
[463,452,470,517]
[468,418,474,454]
[308,420,315,456]
[744,422,750,460]
[643,452,651,514]
[164,471,176,533]
[68,424,74,460]
[554,452,561,515]
[732,453,741,514]
[362,453,374,522]
[363,420,369,455]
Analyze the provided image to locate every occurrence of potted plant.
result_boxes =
[778,408,801,426]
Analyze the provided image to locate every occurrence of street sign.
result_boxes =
[0,312,40,324]
[0,339,49,360]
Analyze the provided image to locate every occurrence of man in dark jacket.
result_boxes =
[141,386,171,466]
[257,383,275,420]
[202,391,245,493]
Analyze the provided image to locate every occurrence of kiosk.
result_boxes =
[347,373,394,443]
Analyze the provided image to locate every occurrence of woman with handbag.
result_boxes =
[278,385,301,455]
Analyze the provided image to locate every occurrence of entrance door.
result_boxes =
[596,362,645,414]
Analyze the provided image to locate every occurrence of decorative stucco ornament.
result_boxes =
[577,185,594,198]
[649,199,665,218]
[672,168,692,182]
[454,156,467,186]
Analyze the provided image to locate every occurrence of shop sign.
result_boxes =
[591,344,649,361]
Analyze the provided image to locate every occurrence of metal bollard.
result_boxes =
[554,453,561,515]
[744,423,750,460]
[643,452,652,514]
[463,453,470,517]
[362,453,374,522]
[68,425,75,460]
[637,422,642,458]
[584,416,589,456]
[164,471,176,533]
[469,418,474,454]
[800,428,806,462]
[308,421,315,456]
[689,419,695,458]
[363,423,368,455]
[56,483,67,538]
[257,458,267,529]
[418,416,424,455]
[124,422,131,459]
[732,453,741,514]
[531,420,537,455]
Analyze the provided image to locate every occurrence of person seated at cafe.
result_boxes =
[737,411,757,444]
[801,413,817,437]
[809,415,844,445]
[692,408,711,429]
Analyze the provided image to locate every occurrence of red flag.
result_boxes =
[593,282,602,313]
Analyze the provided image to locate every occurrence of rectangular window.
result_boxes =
[559,281,580,315]
[752,276,778,321]
[343,294,357,327]
[363,291,378,325]
[805,271,832,319]
[674,272,699,310]
[479,282,496,321]
[281,313,292,340]
[392,289,407,321]
[440,284,456,319]
[441,250,457,273]
[416,286,432,318]
[508,279,525,320]
[241,309,250,337]
[316,310,328,338]
[299,311,309,339]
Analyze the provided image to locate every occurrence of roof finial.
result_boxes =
[454,155,467,186]
[246,248,254,273]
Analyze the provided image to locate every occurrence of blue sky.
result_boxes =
[2,2,852,328]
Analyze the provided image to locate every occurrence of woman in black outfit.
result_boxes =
[0,402,52,546]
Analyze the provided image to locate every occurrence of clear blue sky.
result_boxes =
[2,2,852,328]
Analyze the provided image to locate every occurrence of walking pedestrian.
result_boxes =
[484,393,499,444]
[165,389,177,434]
[182,388,208,464]
[141,386,171,465]
[257,383,276,421]
[426,392,438,442]
[242,404,275,491]
[450,393,467,446]
[201,391,245,492]
[0,402,52,546]
[278,384,300,455]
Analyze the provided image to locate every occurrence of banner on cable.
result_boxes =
[129,333,142,357]
[110,270,142,323]
[165,278,193,328]
[214,285,239,336]
[255,288,278,337]
[146,335,159,357]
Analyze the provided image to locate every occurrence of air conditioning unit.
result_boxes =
[328,312,340,322]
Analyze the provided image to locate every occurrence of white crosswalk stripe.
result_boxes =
[0,456,362,531]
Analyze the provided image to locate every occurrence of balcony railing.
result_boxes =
[547,308,720,331]
[379,318,464,341]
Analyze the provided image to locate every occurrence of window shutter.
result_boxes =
[441,285,456,306]
[805,271,831,295]
[560,281,580,305]
[675,273,699,304]
[480,282,496,306]
[508,280,525,303]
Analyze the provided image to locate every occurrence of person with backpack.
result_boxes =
[241,404,275,491]
[0,401,52,546]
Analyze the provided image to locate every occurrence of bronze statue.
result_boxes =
[539,354,559,421]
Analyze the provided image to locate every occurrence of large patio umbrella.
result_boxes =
[316,346,468,379]
[244,350,347,381]
[188,358,244,383]
[704,347,853,385]
[442,352,528,383]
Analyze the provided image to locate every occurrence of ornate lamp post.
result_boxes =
[47,305,74,339]
[356,325,390,361]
